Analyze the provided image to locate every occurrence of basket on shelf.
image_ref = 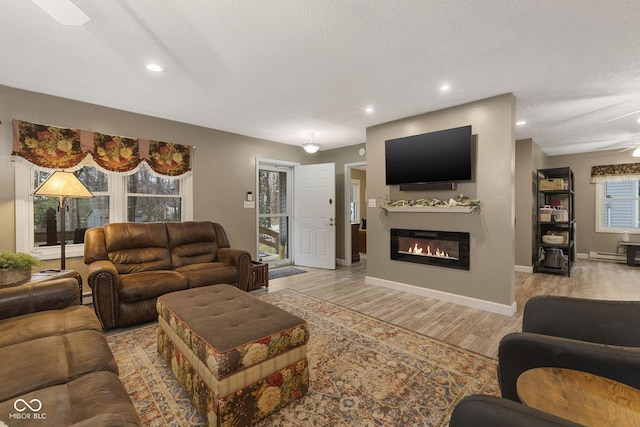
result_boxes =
[539,178,566,191]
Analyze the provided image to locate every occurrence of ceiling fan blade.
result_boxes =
[603,110,640,123]
[32,0,89,26]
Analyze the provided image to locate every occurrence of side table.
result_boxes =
[517,367,640,426]
[30,269,83,304]
[248,261,268,291]
[619,241,640,266]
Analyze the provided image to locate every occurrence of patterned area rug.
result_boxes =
[106,289,499,426]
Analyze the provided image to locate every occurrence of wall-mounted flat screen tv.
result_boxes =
[385,125,472,185]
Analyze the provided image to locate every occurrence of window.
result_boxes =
[127,170,181,222]
[257,165,291,265]
[15,161,192,259]
[596,180,640,233]
[33,167,110,248]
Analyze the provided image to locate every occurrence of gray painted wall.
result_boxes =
[365,94,516,306]
[0,85,310,283]
[515,138,549,268]
[0,85,368,286]
[2,84,631,301]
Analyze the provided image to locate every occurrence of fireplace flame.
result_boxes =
[406,243,452,259]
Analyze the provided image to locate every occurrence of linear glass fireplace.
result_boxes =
[390,228,470,270]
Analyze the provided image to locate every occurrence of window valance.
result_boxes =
[590,163,640,183]
[11,120,192,177]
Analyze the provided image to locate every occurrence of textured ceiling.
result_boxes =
[2,0,640,155]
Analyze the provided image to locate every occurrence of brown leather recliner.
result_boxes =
[84,221,251,329]
[0,277,141,426]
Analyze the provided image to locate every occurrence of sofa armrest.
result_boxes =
[523,296,640,346]
[216,248,252,291]
[0,278,80,321]
[87,260,121,329]
[450,394,582,427]
[498,332,640,402]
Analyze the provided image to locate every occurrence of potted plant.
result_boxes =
[0,252,41,286]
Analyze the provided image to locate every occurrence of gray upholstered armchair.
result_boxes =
[449,394,582,427]
[498,296,640,402]
[451,295,640,426]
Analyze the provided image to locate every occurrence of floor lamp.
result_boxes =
[33,171,94,270]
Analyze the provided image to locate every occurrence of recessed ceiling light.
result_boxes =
[365,107,374,113]
[146,63,163,72]
[440,84,450,91]
[637,117,640,124]
[516,121,527,126]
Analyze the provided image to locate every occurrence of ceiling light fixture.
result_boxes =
[516,121,527,126]
[302,132,320,154]
[637,117,640,124]
[32,0,90,26]
[632,147,640,157]
[440,84,450,91]
[146,63,163,72]
[365,107,374,113]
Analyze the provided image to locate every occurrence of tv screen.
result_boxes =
[385,125,472,185]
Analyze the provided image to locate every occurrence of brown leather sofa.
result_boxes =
[84,221,252,329]
[0,276,140,426]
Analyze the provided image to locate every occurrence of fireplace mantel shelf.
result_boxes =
[382,206,478,213]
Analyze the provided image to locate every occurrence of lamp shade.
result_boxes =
[33,171,94,198]
[633,147,640,158]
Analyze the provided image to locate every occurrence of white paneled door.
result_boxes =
[294,163,336,269]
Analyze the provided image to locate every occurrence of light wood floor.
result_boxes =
[256,259,640,358]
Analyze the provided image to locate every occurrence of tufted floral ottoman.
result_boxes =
[157,285,309,426]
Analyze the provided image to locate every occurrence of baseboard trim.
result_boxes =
[515,265,533,273]
[365,276,517,316]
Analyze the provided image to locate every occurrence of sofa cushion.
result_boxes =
[0,330,118,401]
[119,270,188,303]
[0,305,100,348]
[0,371,140,426]
[166,221,219,268]
[103,222,171,273]
[175,262,238,288]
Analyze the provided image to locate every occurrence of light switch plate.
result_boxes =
[368,199,377,208]
[244,201,255,208]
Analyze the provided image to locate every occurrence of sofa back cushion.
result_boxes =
[103,223,171,274]
[167,221,228,268]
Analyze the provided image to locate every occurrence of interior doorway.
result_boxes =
[345,161,367,265]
